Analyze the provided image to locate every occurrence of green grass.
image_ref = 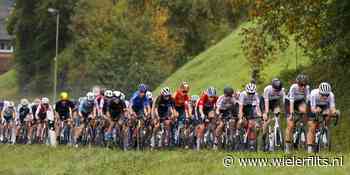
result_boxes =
[155,23,309,94]
[0,145,348,175]
[0,69,18,99]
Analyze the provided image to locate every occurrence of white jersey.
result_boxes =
[310,89,335,108]
[239,91,260,106]
[263,85,285,101]
[286,83,310,102]
[216,95,237,110]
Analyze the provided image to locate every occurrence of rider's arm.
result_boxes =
[197,97,205,118]
[310,91,318,113]
[263,87,270,115]
[289,85,296,115]
[329,92,336,115]
[255,94,262,117]
[238,93,244,119]
[152,97,159,118]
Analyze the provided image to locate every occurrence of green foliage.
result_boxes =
[6,0,76,94]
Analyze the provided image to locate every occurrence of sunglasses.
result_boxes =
[320,93,329,97]
[182,91,188,94]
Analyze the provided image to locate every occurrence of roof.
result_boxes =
[0,0,14,40]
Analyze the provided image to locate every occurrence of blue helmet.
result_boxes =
[207,87,217,97]
[139,84,148,93]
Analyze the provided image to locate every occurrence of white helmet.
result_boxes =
[104,90,113,98]
[92,86,101,96]
[160,87,171,96]
[113,91,122,98]
[8,101,15,107]
[146,91,153,99]
[42,97,50,104]
[21,98,29,106]
[319,82,331,96]
[245,83,256,94]
[87,92,95,101]
[120,92,126,101]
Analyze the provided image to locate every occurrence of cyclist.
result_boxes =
[15,99,32,143]
[173,82,190,124]
[173,82,191,145]
[1,101,16,143]
[101,90,113,117]
[75,92,96,146]
[261,79,285,149]
[189,95,199,122]
[308,82,337,153]
[55,92,75,143]
[93,86,105,117]
[216,86,239,147]
[105,91,128,143]
[238,83,262,149]
[151,87,176,148]
[197,87,219,148]
[284,74,310,153]
[129,84,151,118]
[35,97,54,143]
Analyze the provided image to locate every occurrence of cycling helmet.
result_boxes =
[139,84,148,93]
[20,98,29,106]
[223,86,234,96]
[207,87,217,97]
[92,86,101,96]
[319,82,331,96]
[104,90,113,98]
[146,91,153,99]
[120,92,126,101]
[33,98,41,105]
[42,97,50,104]
[161,87,171,96]
[113,91,122,98]
[8,101,15,107]
[180,81,190,92]
[296,74,308,86]
[271,78,283,91]
[87,92,95,101]
[245,83,256,94]
[191,95,199,102]
[60,92,69,100]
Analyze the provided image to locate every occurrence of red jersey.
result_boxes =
[173,90,189,108]
[198,93,218,109]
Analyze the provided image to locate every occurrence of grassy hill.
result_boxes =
[155,23,309,94]
[0,69,18,99]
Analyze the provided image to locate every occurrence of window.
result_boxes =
[0,42,4,50]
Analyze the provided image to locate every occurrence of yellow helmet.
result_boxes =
[60,92,69,100]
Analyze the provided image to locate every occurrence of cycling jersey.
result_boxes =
[286,83,310,103]
[216,95,238,118]
[94,95,105,111]
[154,95,175,119]
[35,104,53,121]
[173,90,189,108]
[55,100,75,120]
[198,93,218,115]
[102,97,112,115]
[2,106,15,122]
[239,91,260,106]
[18,105,32,122]
[217,95,237,111]
[239,91,260,119]
[130,91,150,113]
[107,98,126,120]
[79,100,95,116]
[263,85,285,101]
[310,89,335,110]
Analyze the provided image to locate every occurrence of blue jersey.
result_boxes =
[79,99,94,114]
[130,91,150,112]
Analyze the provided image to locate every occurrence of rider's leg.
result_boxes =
[285,116,295,152]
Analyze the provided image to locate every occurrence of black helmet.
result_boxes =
[296,74,308,85]
[271,78,283,91]
[223,86,234,96]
